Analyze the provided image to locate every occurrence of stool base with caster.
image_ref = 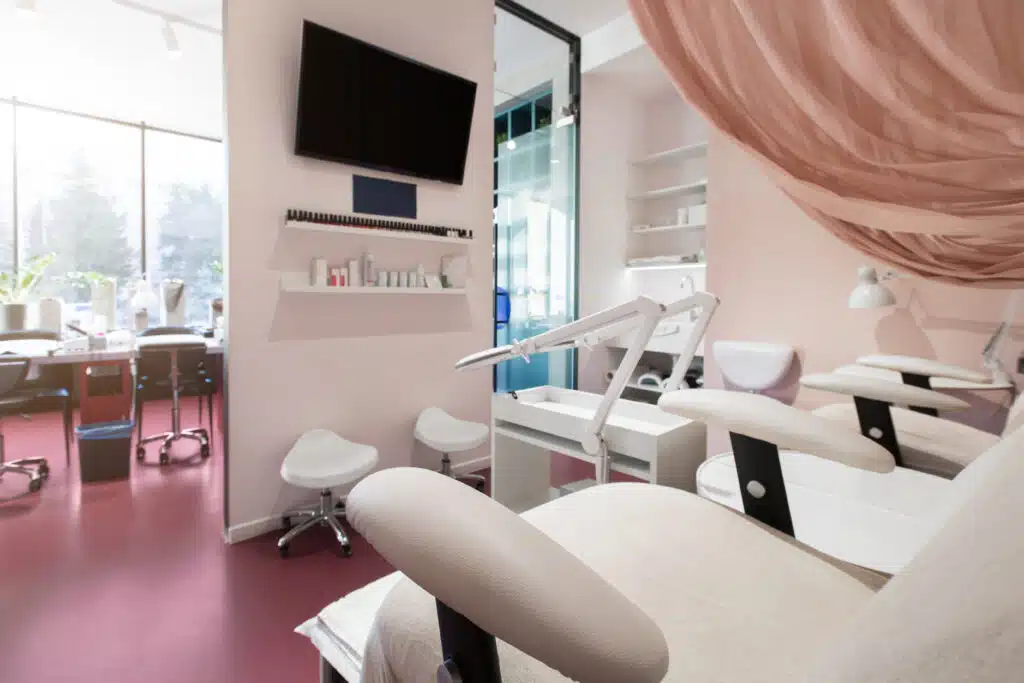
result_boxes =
[137,428,210,466]
[279,489,352,558]
[416,407,490,492]
[440,452,486,491]
[278,429,379,559]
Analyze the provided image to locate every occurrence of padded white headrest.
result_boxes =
[347,468,670,683]
[659,389,895,473]
[801,373,969,411]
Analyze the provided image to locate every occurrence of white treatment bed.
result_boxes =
[299,478,889,683]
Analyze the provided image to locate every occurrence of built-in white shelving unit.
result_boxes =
[279,272,465,295]
[628,179,708,201]
[285,219,470,246]
[632,141,709,166]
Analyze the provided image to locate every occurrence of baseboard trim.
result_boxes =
[224,515,284,544]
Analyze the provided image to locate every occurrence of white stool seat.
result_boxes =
[281,429,379,490]
[415,407,489,453]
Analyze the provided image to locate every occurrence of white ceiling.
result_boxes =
[513,0,627,36]
[118,0,222,30]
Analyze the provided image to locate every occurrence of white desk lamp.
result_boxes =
[848,266,897,309]
[457,292,719,483]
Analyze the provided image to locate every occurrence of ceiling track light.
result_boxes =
[162,19,182,59]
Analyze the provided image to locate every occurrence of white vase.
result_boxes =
[3,302,28,331]
[90,280,117,332]
[38,297,65,335]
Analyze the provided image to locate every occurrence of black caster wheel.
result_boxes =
[159,452,170,466]
[474,480,486,492]
[278,543,290,559]
[342,544,353,558]
[28,478,42,493]
[136,446,146,461]
[38,464,50,479]
[281,515,292,531]
[200,445,211,459]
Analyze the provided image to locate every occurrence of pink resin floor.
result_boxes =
[0,399,608,683]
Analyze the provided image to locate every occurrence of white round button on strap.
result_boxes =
[746,480,767,499]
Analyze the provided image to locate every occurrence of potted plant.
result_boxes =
[0,253,56,331]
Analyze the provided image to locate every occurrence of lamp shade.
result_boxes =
[849,266,896,309]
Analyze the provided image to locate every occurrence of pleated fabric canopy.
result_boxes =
[628,0,1024,286]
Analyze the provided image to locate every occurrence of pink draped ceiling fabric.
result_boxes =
[628,0,1024,286]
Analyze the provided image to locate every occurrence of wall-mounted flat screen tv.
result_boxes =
[295,20,478,185]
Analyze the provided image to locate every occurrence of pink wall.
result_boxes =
[704,131,1020,452]
[577,73,640,393]
[224,1,493,533]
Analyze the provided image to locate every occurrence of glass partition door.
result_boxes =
[494,4,579,393]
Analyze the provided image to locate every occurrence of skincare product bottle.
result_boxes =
[348,259,362,287]
[377,272,387,287]
[311,257,328,286]
[416,264,425,287]
[364,252,375,286]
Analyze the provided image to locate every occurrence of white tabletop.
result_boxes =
[856,354,991,384]
[835,363,1012,392]
[0,336,223,365]
[800,372,970,411]
[659,389,895,473]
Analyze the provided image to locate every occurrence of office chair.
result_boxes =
[135,327,215,450]
[0,357,49,500]
[135,336,211,465]
[0,330,73,467]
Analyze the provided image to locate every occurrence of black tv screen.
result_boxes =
[295,21,478,185]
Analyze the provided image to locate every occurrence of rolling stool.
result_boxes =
[0,357,49,501]
[278,430,378,558]
[415,407,489,491]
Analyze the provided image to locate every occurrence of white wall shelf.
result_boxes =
[633,141,708,166]
[279,273,465,295]
[628,179,708,201]
[631,222,706,235]
[626,261,707,272]
[286,220,470,246]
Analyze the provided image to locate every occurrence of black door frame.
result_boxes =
[492,0,582,390]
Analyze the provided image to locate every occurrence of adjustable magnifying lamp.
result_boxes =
[457,292,720,484]
[849,265,1020,385]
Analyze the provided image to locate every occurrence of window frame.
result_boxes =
[2,95,222,278]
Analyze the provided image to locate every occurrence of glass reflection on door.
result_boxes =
[493,96,577,392]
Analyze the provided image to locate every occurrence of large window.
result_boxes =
[18,108,142,325]
[0,100,223,328]
[145,131,224,326]
[0,103,12,273]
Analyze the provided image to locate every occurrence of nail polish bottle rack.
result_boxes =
[285,210,473,245]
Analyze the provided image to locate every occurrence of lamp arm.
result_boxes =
[456,297,662,371]
[662,292,720,392]
[982,291,1021,385]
